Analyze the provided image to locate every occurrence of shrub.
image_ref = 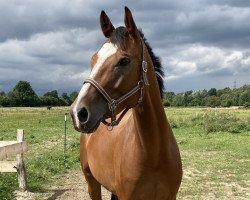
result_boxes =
[169,111,249,134]
[169,117,189,129]
[163,100,171,107]
[201,112,248,134]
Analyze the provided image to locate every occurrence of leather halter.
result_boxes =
[84,39,149,127]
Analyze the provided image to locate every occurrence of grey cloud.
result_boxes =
[0,0,108,42]
[145,4,250,50]
[205,0,250,8]
[0,0,249,94]
[165,70,250,93]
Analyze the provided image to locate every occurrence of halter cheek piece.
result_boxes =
[84,39,149,127]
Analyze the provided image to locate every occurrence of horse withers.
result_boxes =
[70,7,182,200]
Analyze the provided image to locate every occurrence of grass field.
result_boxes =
[0,107,249,199]
[0,107,80,199]
[166,108,250,199]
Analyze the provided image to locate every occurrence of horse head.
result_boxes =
[71,7,146,133]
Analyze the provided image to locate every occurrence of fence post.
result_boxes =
[16,129,27,191]
[64,113,68,164]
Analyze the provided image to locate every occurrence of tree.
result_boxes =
[183,90,193,106]
[220,93,233,107]
[190,91,204,106]
[61,92,71,106]
[163,99,171,107]
[40,96,60,106]
[172,93,184,106]
[239,90,250,106]
[164,92,175,106]
[0,92,10,107]
[231,92,240,106]
[40,90,60,106]
[43,90,59,99]
[206,96,220,107]
[217,87,231,97]
[200,89,208,106]
[70,91,78,102]
[208,88,217,96]
[8,81,39,106]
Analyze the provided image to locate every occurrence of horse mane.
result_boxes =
[139,30,165,99]
[110,27,165,99]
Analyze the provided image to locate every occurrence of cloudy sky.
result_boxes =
[0,0,250,95]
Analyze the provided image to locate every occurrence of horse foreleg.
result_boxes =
[83,167,102,200]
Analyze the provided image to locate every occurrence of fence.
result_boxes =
[0,129,28,191]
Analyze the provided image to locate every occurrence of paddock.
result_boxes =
[0,107,249,199]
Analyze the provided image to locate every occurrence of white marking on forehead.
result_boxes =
[72,43,117,129]
[90,42,117,78]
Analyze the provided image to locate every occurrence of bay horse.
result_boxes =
[70,7,182,200]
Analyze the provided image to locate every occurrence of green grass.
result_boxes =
[0,107,80,199]
[165,107,250,199]
[0,107,249,199]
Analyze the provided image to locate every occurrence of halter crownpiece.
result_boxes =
[84,38,149,127]
[141,38,149,86]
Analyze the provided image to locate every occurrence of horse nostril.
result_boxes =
[77,107,89,123]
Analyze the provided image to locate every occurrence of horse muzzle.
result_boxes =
[70,104,103,134]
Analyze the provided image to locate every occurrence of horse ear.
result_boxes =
[124,7,138,37]
[100,10,115,38]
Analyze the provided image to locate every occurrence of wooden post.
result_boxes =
[16,129,27,191]
[64,113,68,165]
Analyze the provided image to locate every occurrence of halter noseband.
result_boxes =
[84,39,149,127]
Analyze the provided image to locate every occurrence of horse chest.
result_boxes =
[117,174,173,200]
[84,122,180,199]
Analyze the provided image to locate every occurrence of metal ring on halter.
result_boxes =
[138,80,144,88]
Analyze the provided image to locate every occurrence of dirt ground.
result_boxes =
[47,170,111,200]
[14,168,249,200]
[14,169,111,200]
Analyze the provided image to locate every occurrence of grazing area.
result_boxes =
[166,108,249,199]
[0,107,80,199]
[0,107,249,199]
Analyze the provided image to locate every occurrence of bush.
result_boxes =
[39,96,59,106]
[201,112,248,134]
[205,96,220,107]
[169,111,249,134]
[169,117,189,129]
[163,100,171,107]
[0,95,11,106]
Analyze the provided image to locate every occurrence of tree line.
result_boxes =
[0,80,249,107]
[163,84,250,107]
[0,81,78,107]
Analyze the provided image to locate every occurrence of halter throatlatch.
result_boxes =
[84,39,149,128]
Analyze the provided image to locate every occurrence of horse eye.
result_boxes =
[118,57,130,66]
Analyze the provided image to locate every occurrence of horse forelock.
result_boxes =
[110,27,165,99]
[110,26,129,50]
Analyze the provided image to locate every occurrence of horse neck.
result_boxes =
[132,55,170,157]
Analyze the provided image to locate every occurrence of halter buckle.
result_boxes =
[142,61,148,72]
